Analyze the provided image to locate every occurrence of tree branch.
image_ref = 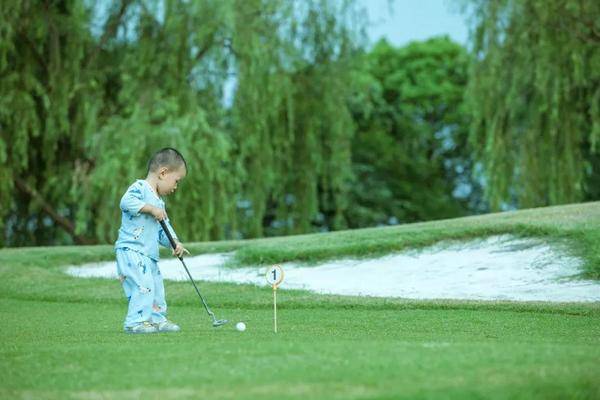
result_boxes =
[86,0,133,68]
[14,177,95,245]
[194,36,216,63]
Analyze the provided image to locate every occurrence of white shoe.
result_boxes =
[157,320,181,333]
[125,321,158,334]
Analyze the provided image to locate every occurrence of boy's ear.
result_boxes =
[158,167,169,178]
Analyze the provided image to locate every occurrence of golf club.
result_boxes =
[159,220,228,328]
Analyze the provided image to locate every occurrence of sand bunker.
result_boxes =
[65,235,600,302]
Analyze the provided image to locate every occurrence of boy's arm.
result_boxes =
[158,218,179,249]
[120,183,146,216]
[140,204,167,220]
[120,183,166,219]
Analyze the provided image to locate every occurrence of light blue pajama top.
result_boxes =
[115,179,178,261]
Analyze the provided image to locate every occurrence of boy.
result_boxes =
[115,147,189,334]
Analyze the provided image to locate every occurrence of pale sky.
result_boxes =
[362,0,470,47]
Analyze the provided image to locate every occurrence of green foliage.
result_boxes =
[0,1,100,245]
[9,0,597,247]
[233,0,361,237]
[467,0,600,209]
[79,0,240,243]
[83,105,237,242]
[0,0,365,245]
[348,37,478,227]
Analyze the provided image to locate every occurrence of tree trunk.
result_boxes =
[14,177,96,245]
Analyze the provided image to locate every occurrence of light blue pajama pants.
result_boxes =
[115,248,168,328]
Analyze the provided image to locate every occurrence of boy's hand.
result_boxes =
[147,205,167,221]
[173,242,190,258]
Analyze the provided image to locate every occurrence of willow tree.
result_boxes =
[232,0,363,237]
[0,1,101,245]
[467,0,600,209]
[0,0,238,245]
[81,0,239,243]
[1,0,366,246]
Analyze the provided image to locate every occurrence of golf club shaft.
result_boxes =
[179,258,215,318]
[158,219,216,319]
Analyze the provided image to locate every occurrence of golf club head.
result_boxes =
[212,319,228,328]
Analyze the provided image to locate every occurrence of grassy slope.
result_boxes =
[1,202,599,399]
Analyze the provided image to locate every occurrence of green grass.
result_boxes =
[1,202,600,399]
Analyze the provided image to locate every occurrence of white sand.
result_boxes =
[65,235,600,302]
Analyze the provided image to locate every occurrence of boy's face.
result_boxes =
[157,165,187,196]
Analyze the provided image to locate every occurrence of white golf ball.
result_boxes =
[235,322,246,332]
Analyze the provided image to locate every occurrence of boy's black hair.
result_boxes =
[147,147,187,174]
